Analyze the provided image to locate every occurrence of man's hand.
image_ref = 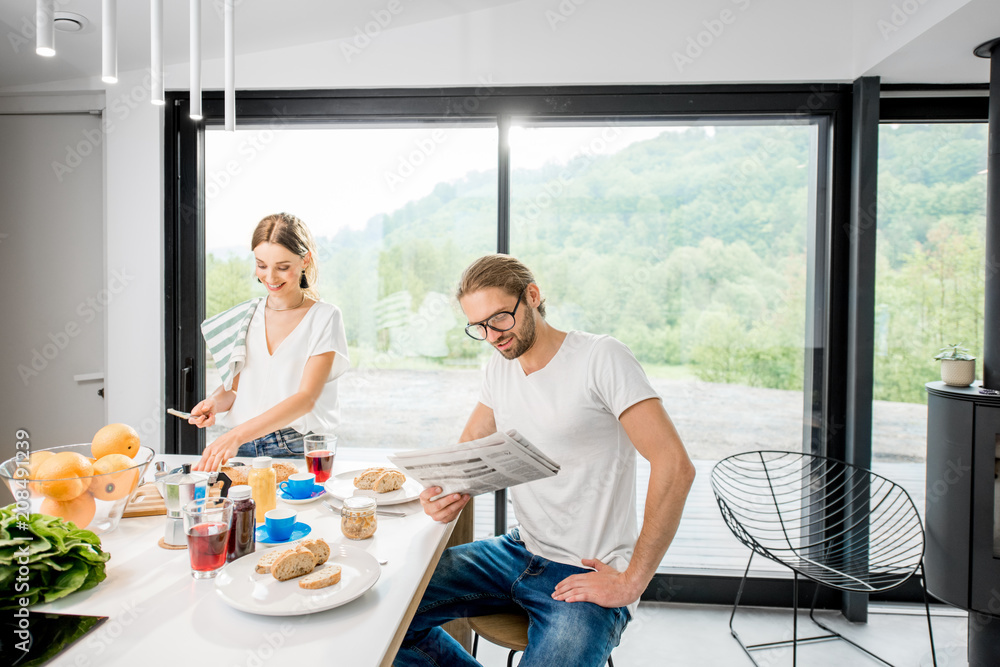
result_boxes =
[419,486,471,524]
[551,559,645,609]
[193,431,243,472]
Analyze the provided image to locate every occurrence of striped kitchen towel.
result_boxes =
[201,297,263,391]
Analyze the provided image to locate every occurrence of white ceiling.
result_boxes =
[0,0,997,91]
[0,0,523,89]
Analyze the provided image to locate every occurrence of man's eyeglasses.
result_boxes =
[464,293,523,341]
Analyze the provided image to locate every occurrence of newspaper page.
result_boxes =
[387,429,559,499]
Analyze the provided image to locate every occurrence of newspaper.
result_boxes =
[387,429,560,500]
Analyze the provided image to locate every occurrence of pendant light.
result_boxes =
[225,0,235,130]
[102,0,117,84]
[190,0,202,120]
[151,0,164,105]
[36,0,55,57]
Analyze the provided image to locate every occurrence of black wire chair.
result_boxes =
[710,450,936,666]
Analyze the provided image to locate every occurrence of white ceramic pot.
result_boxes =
[941,358,976,386]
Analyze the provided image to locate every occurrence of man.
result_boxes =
[396,255,695,667]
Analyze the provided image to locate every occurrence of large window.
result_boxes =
[873,122,988,515]
[509,121,822,571]
[203,125,498,448]
[166,85,860,602]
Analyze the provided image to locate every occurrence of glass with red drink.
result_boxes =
[303,434,337,484]
[183,497,232,579]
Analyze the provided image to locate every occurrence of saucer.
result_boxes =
[279,485,327,505]
[255,522,312,545]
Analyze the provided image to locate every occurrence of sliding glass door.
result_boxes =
[165,85,859,601]
[508,120,825,572]
[203,124,498,450]
[872,121,989,520]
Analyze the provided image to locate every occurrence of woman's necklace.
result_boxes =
[266,293,306,311]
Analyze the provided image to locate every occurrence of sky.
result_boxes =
[204,123,673,253]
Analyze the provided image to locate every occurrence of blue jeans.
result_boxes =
[395,528,630,667]
[234,427,305,458]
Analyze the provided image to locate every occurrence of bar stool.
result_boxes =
[469,611,615,667]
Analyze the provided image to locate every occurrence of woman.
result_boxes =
[191,213,349,472]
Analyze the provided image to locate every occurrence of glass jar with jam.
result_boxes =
[341,496,377,540]
[226,485,255,562]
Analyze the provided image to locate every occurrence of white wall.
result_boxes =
[0,111,106,464]
[101,69,165,451]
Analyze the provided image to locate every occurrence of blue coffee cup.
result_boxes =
[264,508,297,541]
[279,473,316,499]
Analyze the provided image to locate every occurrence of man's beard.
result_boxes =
[494,311,537,359]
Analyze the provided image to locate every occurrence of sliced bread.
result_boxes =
[255,546,291,574]
[374,470,406,493]
[271,546,316,581]
[299,538,330,566]
[298,564,342,590]
[353,467,387,490]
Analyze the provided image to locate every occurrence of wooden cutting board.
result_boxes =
[123,483,166,517]
[122,482,226,518]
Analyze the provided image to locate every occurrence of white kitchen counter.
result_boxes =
[35,453,453,667]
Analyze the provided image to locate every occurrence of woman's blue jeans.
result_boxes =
[234,427,304,458]
[395,528,630,667]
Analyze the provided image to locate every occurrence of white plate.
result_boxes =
[325,469,423,506]
[214,542,380,616]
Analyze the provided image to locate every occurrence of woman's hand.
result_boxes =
[193,431,244,472]
[419,486,471,524]
[188,398,217,429]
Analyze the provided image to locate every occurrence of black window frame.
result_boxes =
[165,83,979,608]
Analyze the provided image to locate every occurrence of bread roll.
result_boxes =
[299,538,330,566]
[374,470,406,493]
[298,564,342,590]
[271,546,316,581]
[353,468,387,490]
[221,465,249,486]
[272,461,297,484]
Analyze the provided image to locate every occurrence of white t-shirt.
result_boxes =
[480,331,660,579]
[222,300,351,436]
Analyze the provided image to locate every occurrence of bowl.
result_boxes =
[0,443,155,535]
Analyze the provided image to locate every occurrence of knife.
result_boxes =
[323,500,407,518]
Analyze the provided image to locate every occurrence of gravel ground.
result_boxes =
[330,369,928,462]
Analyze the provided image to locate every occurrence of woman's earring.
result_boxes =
[300,271,308,289]
[257,277,262,284]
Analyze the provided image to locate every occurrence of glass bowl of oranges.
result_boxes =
[1,424,155,535]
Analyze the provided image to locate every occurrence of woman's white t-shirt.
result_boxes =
[222,300,350,436]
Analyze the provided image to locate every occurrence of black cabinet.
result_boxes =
[926,381,1000,664]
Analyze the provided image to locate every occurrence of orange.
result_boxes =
[27,450,55,494]
[35,451,94,501]
[90,454,140,501]
[91,423,141,459]
[28,450,55,477]
[40,493,97,528]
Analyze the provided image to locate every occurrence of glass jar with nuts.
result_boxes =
[341,496,377,540]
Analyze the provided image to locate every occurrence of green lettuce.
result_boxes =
[0,505,110,609]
